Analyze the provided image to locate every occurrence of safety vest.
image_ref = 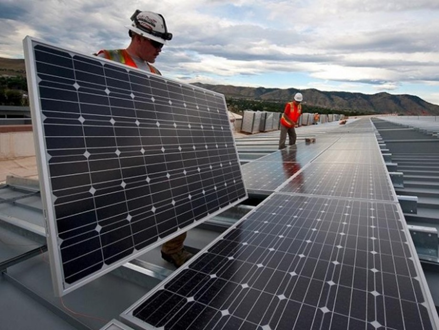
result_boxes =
[96,49,161,75]
[280,102,302,128]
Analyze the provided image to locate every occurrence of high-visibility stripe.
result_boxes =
[147,63,159,74]
[281,114,294,128]
[96,49,161,75]
[290,102,302,123]
[120,50,137,68]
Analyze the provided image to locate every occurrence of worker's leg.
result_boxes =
[161,232,193,267]
[279,125,288,149]
[161,232,186,254]
[288,127,297,145]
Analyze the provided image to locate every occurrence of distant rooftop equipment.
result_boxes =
[300,112,313,126]
[259,111,277,132]
[241,110,262,134]
[320,114,328,123]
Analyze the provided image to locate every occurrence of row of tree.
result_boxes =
[0,76,28,106]
[226,97,370,117]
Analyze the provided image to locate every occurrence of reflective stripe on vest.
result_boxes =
[97,49,160,74]
[280,113,294,128]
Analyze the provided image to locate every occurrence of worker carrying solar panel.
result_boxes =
[279,92,303,149]
[95,10,193,268]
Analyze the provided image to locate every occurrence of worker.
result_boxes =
[279,93,303,149]
[96,10,193,268]
[313,113,319,124]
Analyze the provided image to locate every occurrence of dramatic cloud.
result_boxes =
[1,0,439,104]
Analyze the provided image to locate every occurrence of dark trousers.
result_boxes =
[279,125,297,149]
[162,232,187,254]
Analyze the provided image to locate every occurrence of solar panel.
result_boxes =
[121,118,438,329]
[122,193,438,329]
[279,162,397,202]
[241,142,337,195]
[311,149,383,164]
[23,37,247,296]
[325,139,381,150]
[242,148,313,195]
[242,160,303,195]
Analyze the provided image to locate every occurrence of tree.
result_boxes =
[0,89,7,104]
[5,90,24,106]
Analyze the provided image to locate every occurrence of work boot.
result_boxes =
[161,248,193,268]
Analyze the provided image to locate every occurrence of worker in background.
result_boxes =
[96,10,193,268]
[313,113,319,124]
[279,92,303,149]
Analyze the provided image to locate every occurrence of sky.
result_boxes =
[1,0,439,105]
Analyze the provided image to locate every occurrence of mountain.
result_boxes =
[0,57,26,77]
[1,57,438,115]
[194,84,439,116]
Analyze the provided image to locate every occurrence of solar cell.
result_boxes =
[121,117,438,329]
[241,144,332,195]
[311,149,383,164]
[325,138,380,150]
[279,162,397,202]
[242,161,303,195]
[123,193,437,329]
[242,148,306,195]
[23,37,247,295]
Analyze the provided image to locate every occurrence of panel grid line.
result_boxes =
[25,38,247,295]
[126,191,435,329]
[123,115,437,328]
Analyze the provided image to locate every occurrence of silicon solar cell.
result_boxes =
[242,148,307,195]
[242,161,303,195]
[241,144,329,195]
[121,118,438,329]
[279,162,397,202]
[311,149,384,164]
[123,193,437,329]
[23,37,247,295]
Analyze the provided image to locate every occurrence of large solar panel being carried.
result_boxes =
[23,37,247,296]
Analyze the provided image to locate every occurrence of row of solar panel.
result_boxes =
[23,38,437,329]
[121,119,438,328]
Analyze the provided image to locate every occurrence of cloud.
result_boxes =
[326,0,439,12]
[1,0,439,104]
[0,2,25,19]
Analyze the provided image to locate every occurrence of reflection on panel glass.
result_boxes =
[130,194,434,329]
[280,162,395,201]
[242,148,305,194]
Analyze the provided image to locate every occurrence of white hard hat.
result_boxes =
[126,10,173,45]
[294,93,303,102]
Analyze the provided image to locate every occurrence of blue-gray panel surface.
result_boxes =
[122,118,438,329]
[279,162,397,202]
[125,193,436,329]
[24,37,247,295]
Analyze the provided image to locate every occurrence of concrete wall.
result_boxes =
[0,126,35,160]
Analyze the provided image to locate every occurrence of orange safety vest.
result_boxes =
[280,102,302,128]
[96,49,161,75]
